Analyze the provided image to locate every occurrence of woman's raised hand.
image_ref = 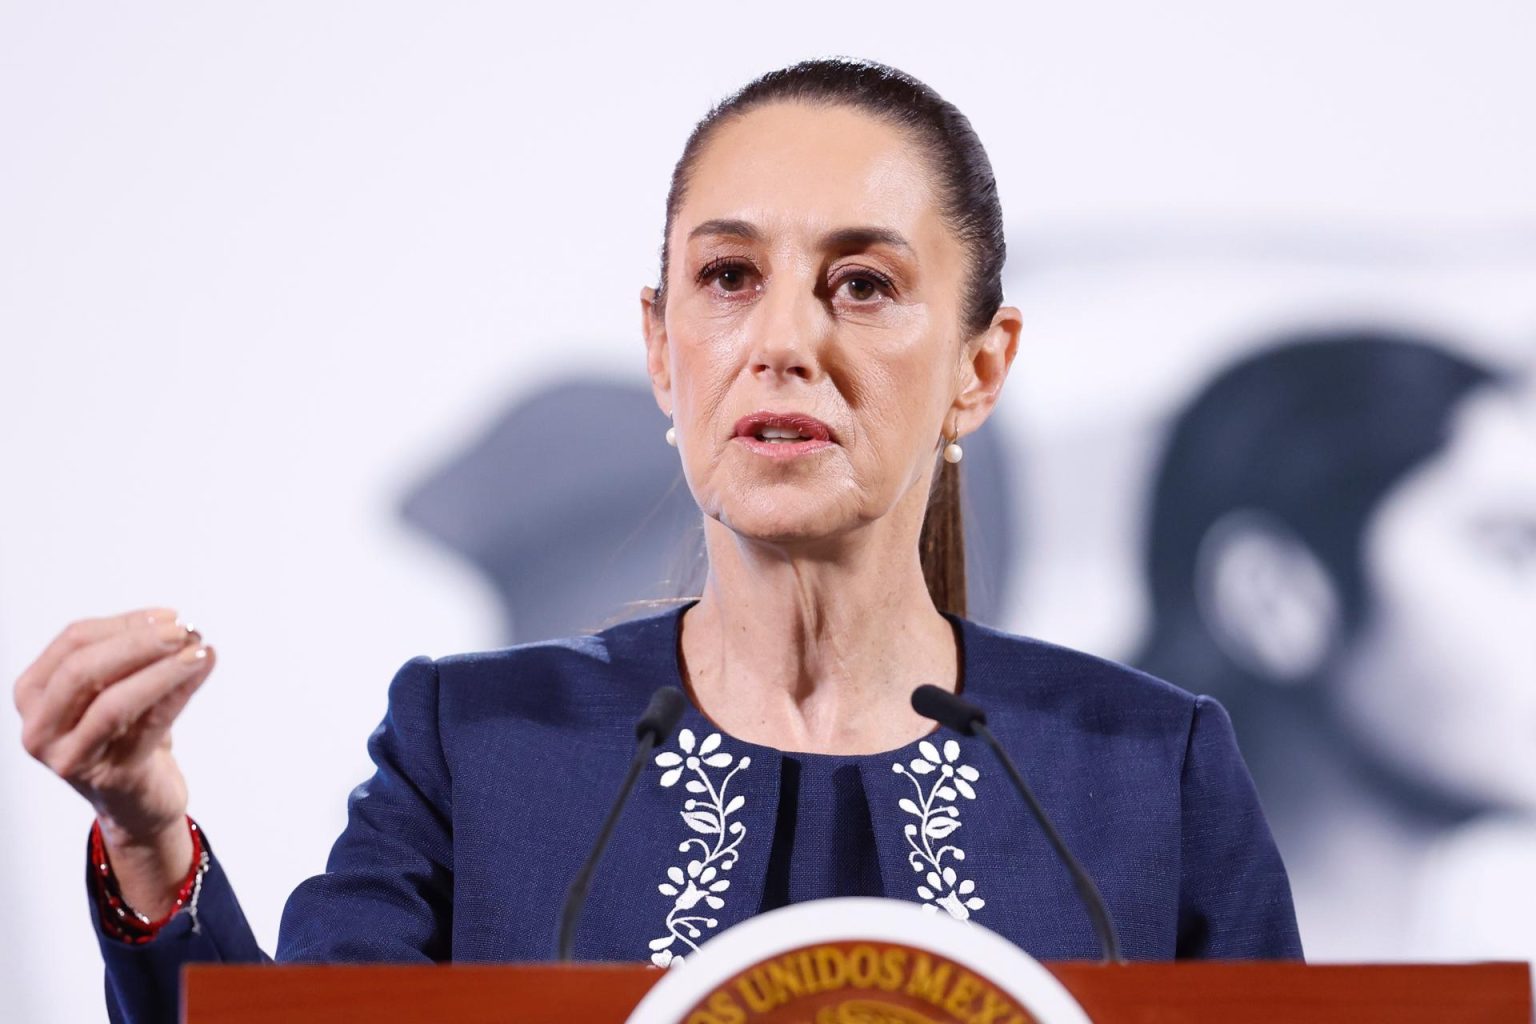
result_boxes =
[13,607,216,912]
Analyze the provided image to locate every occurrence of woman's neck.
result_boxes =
[679,514,957,756]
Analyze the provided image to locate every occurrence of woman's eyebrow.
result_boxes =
[687,218,914,255]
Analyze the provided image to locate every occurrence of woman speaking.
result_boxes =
[13,57,1302,1023]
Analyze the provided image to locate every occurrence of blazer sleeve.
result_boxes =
[1175,694,1305,959]
[89,654,454,1023]
[90,826,269,1024]
[274,653,454,961]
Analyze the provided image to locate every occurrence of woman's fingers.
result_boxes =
[13,607,178,717]
[43,643,215,781]
[112,661,214,765]
[20,613,196,758]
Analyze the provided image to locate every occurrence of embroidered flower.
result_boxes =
[648,728,750,967]
[892,738,985,919]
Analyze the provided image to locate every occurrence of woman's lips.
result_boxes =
[730,411,836,460]
[732,435,834,459]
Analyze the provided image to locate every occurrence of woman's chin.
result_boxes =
[715,503,854,547]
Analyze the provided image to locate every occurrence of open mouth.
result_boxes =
[754,426,813,443]
[731,411,835,457]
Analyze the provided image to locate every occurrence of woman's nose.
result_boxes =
[747,281,827,383]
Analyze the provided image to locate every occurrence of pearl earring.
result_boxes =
[943,435,964,464]
[665,424,677,448]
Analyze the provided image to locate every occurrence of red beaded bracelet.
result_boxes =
[89,815,209,944]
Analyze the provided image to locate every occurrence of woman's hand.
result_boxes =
[14,606,216,915]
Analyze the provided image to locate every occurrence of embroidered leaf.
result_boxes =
[935,786,957,801]
[924,816,963,840]
[898,798,922,817]
[649,936,674,951]
[668,866,685,884]
[918,740,942,765]
[658,883,679,897]
[917,886,935,900]
[965,897,986,911]
[738,755,752,770]
[959,879,975,895]
[904,823,918,837]
[705,895,725,910]
[957,764,980,782]
[728,821,745,834]
[684,779,708,794]
[709,879,730,892]
[724,795,745,815]
[943,866,957,886]
[933,805,959,817]
[699,733,721,756]
[943,739,960,762]
[954,779,976,800]
[681,810,720,835]
[651,950,673,968]
[687,860,702,878]
[699,865,717,884]
[703,753,733,768]
[953,849,966,861]
[678,728,696,754]
[908,759,935,774]
[891,763,905,775]
[921,904,939,914]
[926,871,942,890]
[655,751,683,768]
[659,767,683,788]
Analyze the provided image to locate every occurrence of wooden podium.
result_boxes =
[184,961,1533,1023]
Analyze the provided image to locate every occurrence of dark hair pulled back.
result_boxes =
[654,57,1007,618]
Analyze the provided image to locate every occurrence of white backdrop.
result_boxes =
[3,3,1535,1021]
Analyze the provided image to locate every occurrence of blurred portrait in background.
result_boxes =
[1135,328,1536,960]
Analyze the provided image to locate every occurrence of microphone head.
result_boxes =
[636,686,687,745]
[911,684,986,736]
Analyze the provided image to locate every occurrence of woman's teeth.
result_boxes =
[757,427,808,442]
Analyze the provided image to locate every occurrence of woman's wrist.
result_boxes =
[91,814,203,930]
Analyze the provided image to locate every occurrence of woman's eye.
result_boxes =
[836,270,893,303]
[697,258,756,294]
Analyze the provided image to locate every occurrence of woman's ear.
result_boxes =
[949,304,1022,436]
[1194,509,1344,684]
[640,285,672,415]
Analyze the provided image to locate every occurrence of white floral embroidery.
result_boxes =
[648,728,750,967]
[892,738,985,919]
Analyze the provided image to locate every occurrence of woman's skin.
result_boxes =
[15,609,214,918]
[12,98,1022,915]
[641,100,1021,754]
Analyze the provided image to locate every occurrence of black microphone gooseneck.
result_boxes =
[911,684,1123,963]
[557,686,686,961]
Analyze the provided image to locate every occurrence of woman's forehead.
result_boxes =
[675,102,952,258]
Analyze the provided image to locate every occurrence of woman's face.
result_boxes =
[1332,383,1536,812]
[640,101,1017,547]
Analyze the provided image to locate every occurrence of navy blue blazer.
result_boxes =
[89,600,1302,1023]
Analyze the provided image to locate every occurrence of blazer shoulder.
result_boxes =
[962,617,1199,720]
[427,604,683,731]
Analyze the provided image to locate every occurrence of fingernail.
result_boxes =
[156,622,189,649]
[177,643,208,664]
[144,608,179,625]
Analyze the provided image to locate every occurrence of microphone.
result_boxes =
[557,686,687,961]
[911,684,1123,963]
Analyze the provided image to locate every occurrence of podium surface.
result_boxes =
[184,961,1533,1023]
